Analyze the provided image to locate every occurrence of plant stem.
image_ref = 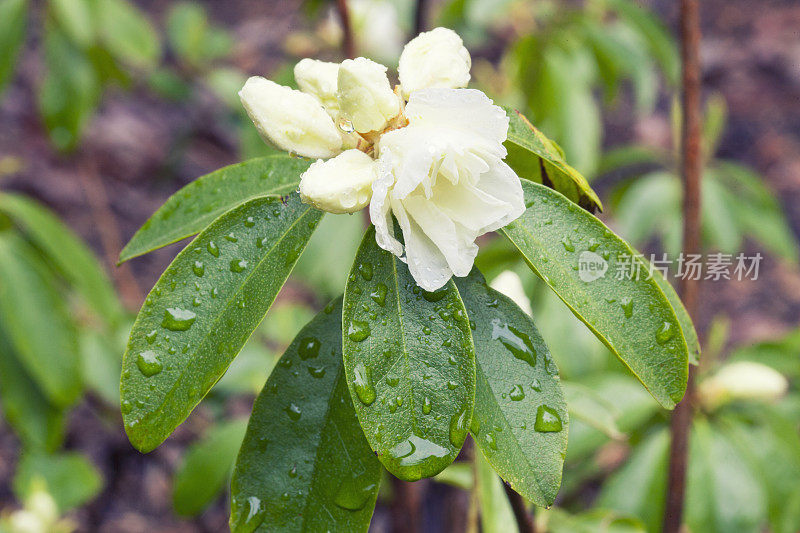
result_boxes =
[663,1,702,532]
[414,0,428,35]
[503,484,536,533]
[335,0,355,59]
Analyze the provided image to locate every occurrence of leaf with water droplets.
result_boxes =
[646,262,701,365]
[455,269,567,507]
[231,298,381,532]
[0,235,82,407]
[504,108,602,213]
[119,155,311,263]
[342,227,476,481]
[121,193,322,452]
[501,180,689,409]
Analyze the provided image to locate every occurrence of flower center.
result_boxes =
[348,85,410,157]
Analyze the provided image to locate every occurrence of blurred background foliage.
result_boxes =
[0,0,798,531]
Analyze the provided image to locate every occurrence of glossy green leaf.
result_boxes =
[476,451,518,533]
[230,298,381,533]
[342,227,475,481]
[0,329,65,452]
[505,108,602,213]
[647,265,700,366]
[0,235,81,406]
[173,419,248,517]
[38,24,100,151]
[121,193,322,452]
[456,270,567,506]
[119,155,310,262]
[13,452,103,511]
[501,180,689,408]
[0,0,27,94]
[96,0,159,69]
[0,192,123,327]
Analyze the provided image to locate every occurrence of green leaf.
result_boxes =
[456,270,567,506]
[119,155,310,263]
[646,265,701,366]
[50,0,94,48]
[121,193,322,452]
[562,381,621,439]
[0,329,65,452]
[432,462,473,490]
[685,420,767,533]
[38,24,100,151]
[342,227,475,481]
[505,108,602,213]
[13,452,103,511]
[597,429,669,533]
[173,419,248,516]
[501,181,689,408]
[96,0,160,69]
[0,192,123,327]
[0,235,82,406]
[607,0,680,84]
[166,1,209,68]
[475,451,518,533]
[0,0,27,94]
[230,298,381,533]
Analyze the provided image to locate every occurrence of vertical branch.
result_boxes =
[414,0,428,35]
[503,484,536,533]
[663,1,702,532]
[335,0,355,59]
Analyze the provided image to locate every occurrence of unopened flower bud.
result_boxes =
[299,149,378,213]
[239,77,342,159]
[699,361,788,409]
[398,27,471,98]
[337,57,400,133]
[294,58,340,113]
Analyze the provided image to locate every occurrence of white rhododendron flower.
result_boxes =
[299,149,377,213]
[398,27,471,98]
[337,57,400,133]
[371,89,524,290]
[239,27,524,291]
[294,58,341,114]
[239,77,342,158]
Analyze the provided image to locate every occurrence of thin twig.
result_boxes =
[335,0,355,59]
[663,1,702,532]
[413,0,428,35]
[503,484,536,533]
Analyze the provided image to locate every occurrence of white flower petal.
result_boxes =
[398,27,471,98]
[294,58,340,113]
[392,197,454,291]
[239,77,342,158]
[337,57,400,133]
[299,149,378,213]
[369,87,524,291]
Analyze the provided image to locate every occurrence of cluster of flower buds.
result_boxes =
[239,28,524,291]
